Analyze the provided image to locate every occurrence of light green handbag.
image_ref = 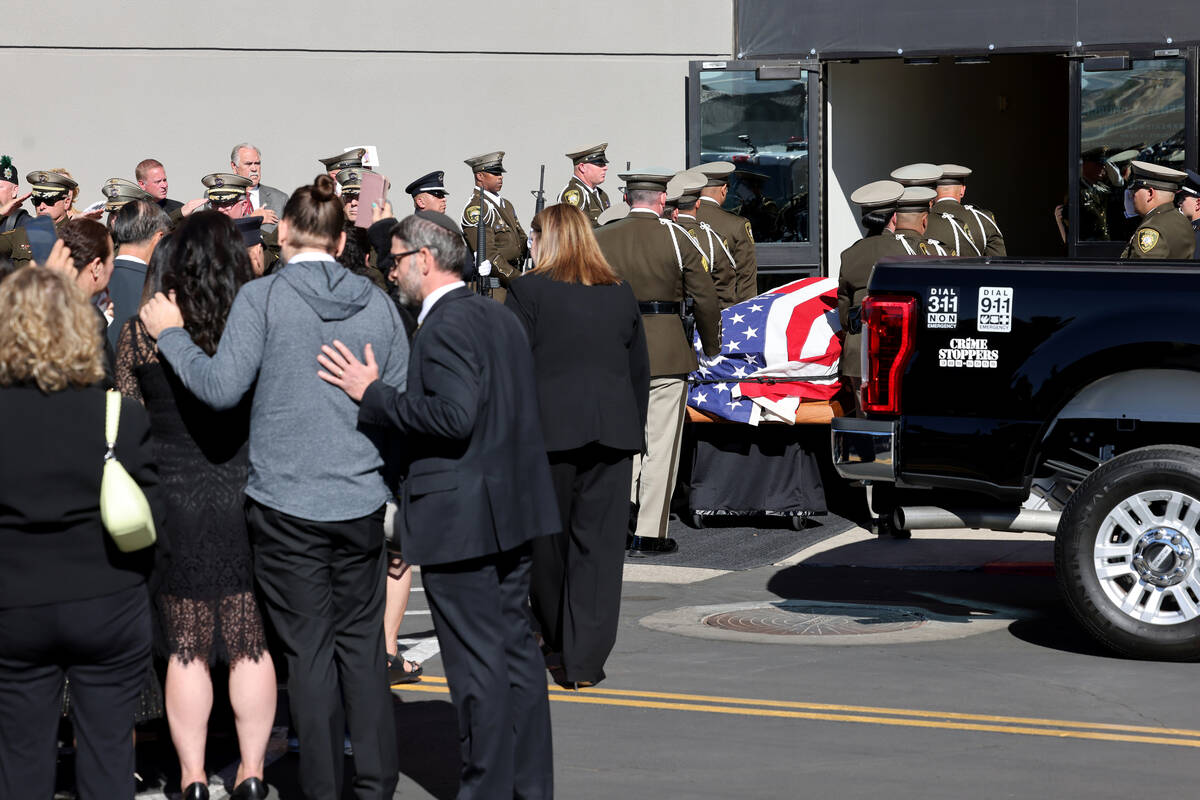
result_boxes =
[100,390,157,553]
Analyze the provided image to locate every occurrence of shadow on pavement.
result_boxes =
[392,697,460,799]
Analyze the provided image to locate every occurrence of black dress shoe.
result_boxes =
[626,535,678,556]
[182,782,209,800]
[229,777,268,800]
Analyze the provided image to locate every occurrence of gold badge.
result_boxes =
[744,220,754,242]
[465,205,481,225]
[563,189,582,207]
[1137,228,1160,253]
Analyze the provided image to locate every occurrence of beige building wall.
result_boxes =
[5,1,731,225]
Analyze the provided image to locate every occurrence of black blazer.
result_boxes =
[0,384,163,608]
[505,274,650,453]
[359,286,560,566]
[107,256,148,351]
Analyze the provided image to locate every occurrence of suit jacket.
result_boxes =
[505,273,649,452]
[255,183,289,232]
[359,285,559,566]
[107,256,149,351]
[594,209,721,376]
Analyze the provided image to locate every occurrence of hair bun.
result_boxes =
[311,173,337,202]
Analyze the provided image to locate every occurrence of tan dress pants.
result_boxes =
[630,376,688,540]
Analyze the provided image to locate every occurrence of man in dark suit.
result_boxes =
[318,209,558,800]
[135,158,184,216]
[106,199,171,349]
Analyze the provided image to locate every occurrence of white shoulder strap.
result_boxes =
[658,218,685,271]
[941,213,980,256]
[700,222,738,270]
[965,204,1003,238]
[895,232,917,255]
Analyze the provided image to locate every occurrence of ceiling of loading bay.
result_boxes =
[736,0,1200,59]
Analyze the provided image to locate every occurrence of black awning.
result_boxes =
[736,0,1199,58]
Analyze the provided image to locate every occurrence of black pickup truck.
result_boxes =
[831,258,1200,660]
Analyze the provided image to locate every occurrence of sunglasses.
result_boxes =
[425,191,447,199]
[209,195,242,207]
[342,191,360,200]
[32,194,65,206]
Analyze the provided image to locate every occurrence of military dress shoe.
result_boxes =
[627,535,678,556]
[229,776,269,800]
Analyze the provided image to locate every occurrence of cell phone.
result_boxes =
[355,172,389,229]
[83,200,106,215]
[18,215,57,265]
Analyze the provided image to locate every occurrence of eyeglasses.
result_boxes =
[383,249,420,269]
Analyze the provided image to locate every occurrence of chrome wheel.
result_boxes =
[1093,490,1200,626]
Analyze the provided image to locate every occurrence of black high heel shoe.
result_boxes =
[182,782,209,800]
[230,776,269,800]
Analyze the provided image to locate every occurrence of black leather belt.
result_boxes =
[638,301,682,314]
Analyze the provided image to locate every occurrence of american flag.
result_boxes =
[687,277,842,425]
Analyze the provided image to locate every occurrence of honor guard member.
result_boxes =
[923,164,1006,256]
[732,170,780,242]
[837,180,908,414]
[1176,169,1200,258]
[694,161,759,302]
[318,147,367,181]
[670,169,740,308]
[101,178,154,216]
[1,156,31,233]
[27,170,77,227]
[596,199,629,226]
[892,186,949,256]
[558,143,611,226]
[337,168,364,223]
[1121,161,1195,259]
[593,169,721,556]
[461,151,527,302]
[406,170,449,213]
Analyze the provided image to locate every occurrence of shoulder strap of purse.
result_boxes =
[105,389,121,458]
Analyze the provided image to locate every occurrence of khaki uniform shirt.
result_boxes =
[925,197,1006,257]
[837,233,911,379]
[894,228,951,257]
[696,196,759,302]
[1121,202,1197,260]
[557,176,610,227]
[594,208,721,376]
[461,188,527,278]
[0,228,32,267]
[674,212,738,308]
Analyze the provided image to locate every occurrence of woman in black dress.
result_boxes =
[116,212,273,800]
[505,203,650,688]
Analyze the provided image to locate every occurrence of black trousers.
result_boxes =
[530,445,632,685]
[422,543,553,800]
[246,500,397,800]
[0,583,151,800]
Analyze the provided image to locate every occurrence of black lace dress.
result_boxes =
[116,319,267,666]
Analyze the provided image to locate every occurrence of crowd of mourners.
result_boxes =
[0,148,652,800]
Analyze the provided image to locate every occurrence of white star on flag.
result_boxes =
[745,355,758,364]
[732,366,747,378]
[714,382,729,393]
[742,326,758,339]
[727,400,742,409]
[730,313,745,324]
[697,365,711,376]
[727,340,741,351]
[694,391,708,404]
[749,304,763,312]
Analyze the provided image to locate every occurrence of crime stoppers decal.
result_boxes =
[939,337,998,368]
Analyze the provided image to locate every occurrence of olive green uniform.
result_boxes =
[595,208,721,542]
[0,228,32,267]
[674,211,737,308]
[925,197,1006,256]
[461,188,527,302]
[837,233,910,379]
[894,228,951,257]
[557,176,610,227]
[1120,202,1196,259]
[696,196,758,302]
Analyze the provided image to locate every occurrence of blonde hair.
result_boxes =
[529,204,620,286]
[50,167,81,214]
[0,267,105,392]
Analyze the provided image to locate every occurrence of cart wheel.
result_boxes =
[788,515,807,531]
[691,513,707,529]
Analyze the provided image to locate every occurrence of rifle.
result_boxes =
[474,187,491,297]
[524,165,546,273]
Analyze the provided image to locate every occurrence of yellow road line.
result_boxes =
[397,678,1200,746]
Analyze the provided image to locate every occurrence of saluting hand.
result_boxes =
[317,340,379,402]
[0,190,30,217]
[139,291,184,339]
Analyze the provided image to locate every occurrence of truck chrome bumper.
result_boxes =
[831,418,897,482]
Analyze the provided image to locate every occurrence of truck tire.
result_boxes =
[1056,445,1200,661]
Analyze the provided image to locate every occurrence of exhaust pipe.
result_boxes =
[894,506,1060,535]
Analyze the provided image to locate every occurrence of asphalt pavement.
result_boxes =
[120,518,1200,799]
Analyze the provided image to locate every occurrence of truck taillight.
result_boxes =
[862,295,917,416]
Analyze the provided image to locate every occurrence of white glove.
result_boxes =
[477,259,493,276]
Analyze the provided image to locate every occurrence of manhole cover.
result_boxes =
[702,603,927,636]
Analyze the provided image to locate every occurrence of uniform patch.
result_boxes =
[1137,228,1160,253]
[744,220,754,242]
[464,205,481,225]
[563,189,582,207]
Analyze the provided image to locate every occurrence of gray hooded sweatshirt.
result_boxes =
[157,254,409,521]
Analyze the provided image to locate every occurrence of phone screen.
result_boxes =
[18,215,57,265]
